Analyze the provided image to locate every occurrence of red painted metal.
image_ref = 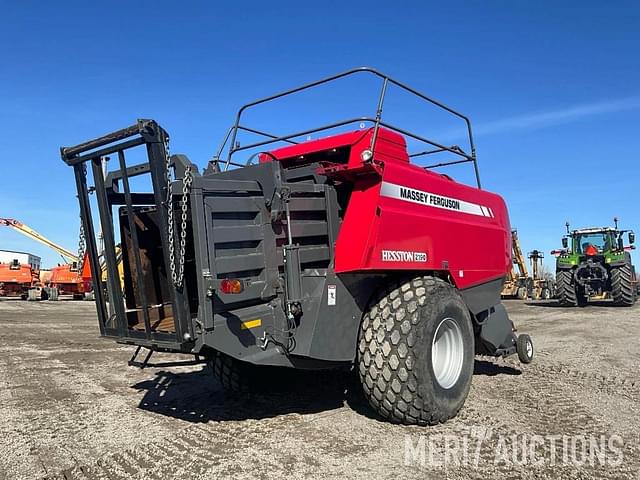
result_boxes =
[48,252,92,296]
[262,127,511,290]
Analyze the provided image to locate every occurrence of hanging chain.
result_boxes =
[177,166,193,286]
[164,134,193,289]
[77,163,87,271]
[77,221,86,270]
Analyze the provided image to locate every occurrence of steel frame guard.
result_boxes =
[220,67,481,188]
[61,121,192,350]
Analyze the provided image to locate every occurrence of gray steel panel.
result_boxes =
[287,198,326,212]
[214,253,266,275]
[460,276,504,314]
[207,197,262,213]
[212,224,263,243]
[276,221,328,240]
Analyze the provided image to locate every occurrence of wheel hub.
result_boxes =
[431,317,464,389]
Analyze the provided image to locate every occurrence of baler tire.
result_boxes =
[209,352,254,393]
[611,263,635,306]
[357,276,474,426]
[556,270,579,307]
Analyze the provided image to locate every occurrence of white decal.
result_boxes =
[380,182,494,218]
[327,285,336,306]
[382,250,428,262]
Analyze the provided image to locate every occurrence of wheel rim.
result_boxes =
[431,317,464,389]
[526,339,533,358]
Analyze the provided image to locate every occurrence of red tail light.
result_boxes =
[220,279,243,294]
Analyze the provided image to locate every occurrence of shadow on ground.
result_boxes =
[473,360,521,376]
[524,300,614,308]
[132,358,519,424]
[132,366,356,424]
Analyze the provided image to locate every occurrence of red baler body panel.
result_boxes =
[263,127,512,290]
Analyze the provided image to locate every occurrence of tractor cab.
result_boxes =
[572,228,616,256]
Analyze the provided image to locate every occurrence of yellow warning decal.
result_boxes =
[240,319,262,330]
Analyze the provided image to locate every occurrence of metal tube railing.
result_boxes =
[221,67,480,187]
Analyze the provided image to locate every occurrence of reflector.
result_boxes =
[220,279,243,294]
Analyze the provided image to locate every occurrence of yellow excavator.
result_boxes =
[501,230,532,299]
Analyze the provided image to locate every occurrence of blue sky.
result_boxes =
[0,1,638,271]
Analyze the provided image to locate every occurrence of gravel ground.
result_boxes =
[0,298,638,479]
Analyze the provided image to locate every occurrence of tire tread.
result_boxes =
[357,276,467,426]
[611,263,635,306]
[556,270,578,307]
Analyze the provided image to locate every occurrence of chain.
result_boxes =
[177,166,193,286]
[164,134,192,288]
[77,163,87,271]
[77,221,86,270]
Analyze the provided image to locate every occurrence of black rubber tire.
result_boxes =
[541,288,551,300]
[611,263,636,306]
[516,334,534,364]
[209,352,258,393]
[209,351,294,393]
[357,276,474,426]
[556,270,579,307]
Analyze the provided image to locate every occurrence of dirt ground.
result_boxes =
[0,298,638,479]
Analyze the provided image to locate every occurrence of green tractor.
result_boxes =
[554,218,637,307]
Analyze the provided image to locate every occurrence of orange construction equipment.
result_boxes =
[0,218,92,299]
[48,253,92,298]
[0,259,37,299]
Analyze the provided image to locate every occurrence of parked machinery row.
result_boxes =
[0,218,91,299]
[501,219,637,306]
[500,231,555,301]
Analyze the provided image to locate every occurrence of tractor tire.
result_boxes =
[556,270,580,307]
[541,287,551,300]
[611,263,635,306]
[516,286,528,300]
[357,276,474,426]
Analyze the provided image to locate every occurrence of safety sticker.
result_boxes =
[327,285,336,305]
